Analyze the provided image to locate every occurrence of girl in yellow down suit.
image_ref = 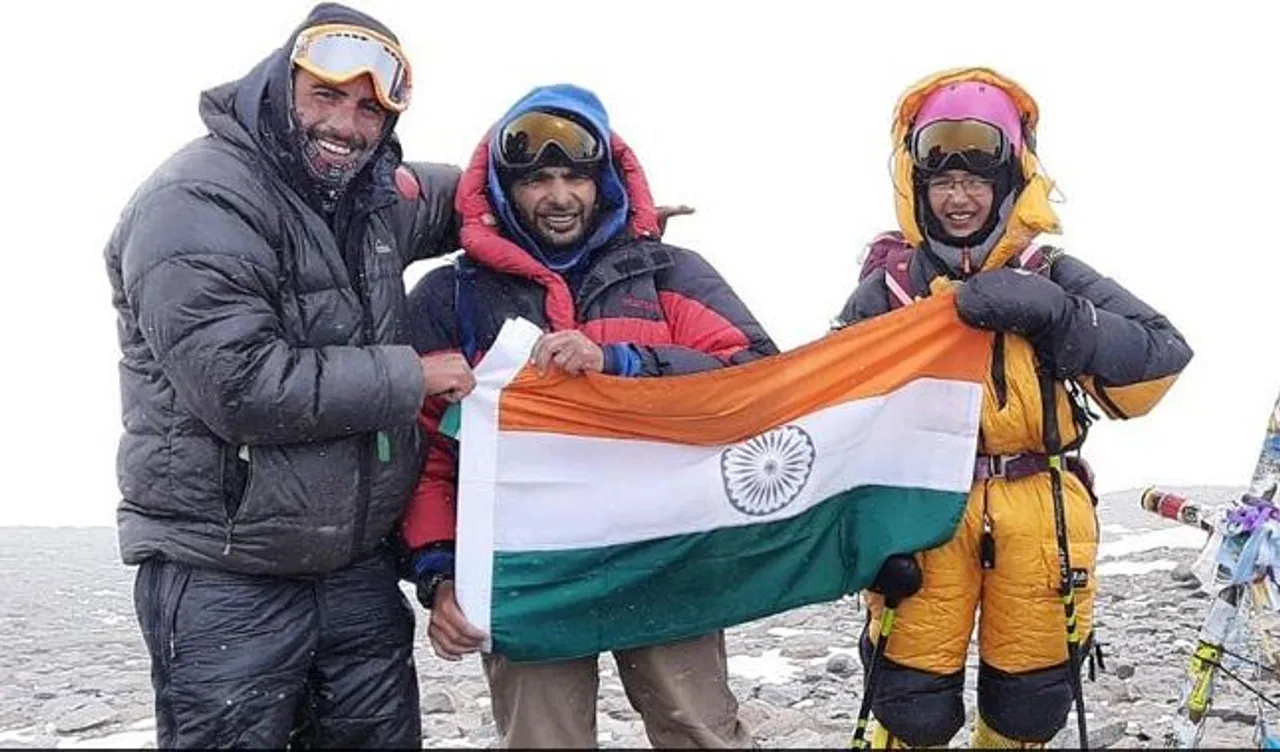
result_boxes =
[834,67,1193,748]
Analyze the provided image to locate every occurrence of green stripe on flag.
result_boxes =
[439,403,461,439]
[488,485,966,662]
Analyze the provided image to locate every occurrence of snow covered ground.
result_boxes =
[0,485,1265,748]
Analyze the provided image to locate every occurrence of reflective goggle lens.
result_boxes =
[911,119,1008,173]
[497,111,602,168]
[292,24,411,111]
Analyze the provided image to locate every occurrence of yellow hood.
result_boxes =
[891,67,1060,272]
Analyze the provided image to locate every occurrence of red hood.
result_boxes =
[453,130,662,331]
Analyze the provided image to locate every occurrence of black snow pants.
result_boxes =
[133,551,421,749]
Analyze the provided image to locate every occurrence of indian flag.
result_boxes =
[452,291,991,663]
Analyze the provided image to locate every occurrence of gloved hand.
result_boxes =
[954,268,1068,339]
[955,267,1100,379]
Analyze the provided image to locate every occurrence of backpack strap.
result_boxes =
[880,245,919,310]
[1016,244,1041,270]
[858,231,920,311]
[883,260,916,309]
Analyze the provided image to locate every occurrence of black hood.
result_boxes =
[198,2,404,214]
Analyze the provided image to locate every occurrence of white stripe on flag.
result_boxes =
[489,377,982,552]
[455,317,545,643]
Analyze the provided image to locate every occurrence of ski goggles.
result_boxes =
[290,23,412,112]
[910,119,1009,173]
[496,111,603,169]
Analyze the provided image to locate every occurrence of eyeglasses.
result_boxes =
[496,110,602,169]
[291,23,412,112]
[925,175,994,196]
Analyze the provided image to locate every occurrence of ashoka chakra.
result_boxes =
[720,425,816,516]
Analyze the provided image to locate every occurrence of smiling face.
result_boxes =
[291,67,389,189]
[509,166,599,247]
[924,169,996,239]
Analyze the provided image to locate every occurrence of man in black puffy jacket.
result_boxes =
[103,3,473,747]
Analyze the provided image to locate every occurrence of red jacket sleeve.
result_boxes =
[639,247,778,375]
[400,267,463,553]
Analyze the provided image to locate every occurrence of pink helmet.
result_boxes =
[914,81,1025,157]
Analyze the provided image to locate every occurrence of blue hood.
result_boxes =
[486,84,629,272]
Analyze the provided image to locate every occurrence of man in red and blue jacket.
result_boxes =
[402,83,775,747]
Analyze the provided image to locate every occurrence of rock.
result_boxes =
[1207,707,1258,726]
[453,711,484,733]
[801,664,828,684]
[1114,663,1136,680]
[599,715,644,738]
[1092,719,1130,748]
[8,735,61,751]
[1105,681,1138,703]
[753,706,816,739]
[52,700,117,733]
[739,698,815,738]
[806,683,844,701]
[421,688,456,715]
[772,728,822,747]
[1054,719,1128,749]
[738,699,776,730]
[41,697,84,718]
[757,682,808,708]
[826,653,856,677]
[1170,562,1197,582]
[603,700,640,722]
[780,634,832,660]
[729,677,759,701]
[421,716,461,740]
[769,611,814,629]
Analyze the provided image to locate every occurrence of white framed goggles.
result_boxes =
[291,23,412,112]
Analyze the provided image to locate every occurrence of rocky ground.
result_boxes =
[1,485,1274,749]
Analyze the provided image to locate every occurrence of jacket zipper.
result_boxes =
[348,226,377,564]
[223,444,251,555]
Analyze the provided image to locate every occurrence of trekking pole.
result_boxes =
[1049,452,1091,749]
[851,554,923,749]
[1039,371,1090,750]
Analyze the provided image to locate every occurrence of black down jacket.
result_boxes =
[105,4,460,577]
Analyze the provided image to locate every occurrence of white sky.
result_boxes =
[0,1,1275,526]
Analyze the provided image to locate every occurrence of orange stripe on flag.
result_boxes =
[498,289,992,445]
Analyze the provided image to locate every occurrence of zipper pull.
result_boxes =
[376,431,391,463]
[980,516,996,570]
[961,249,973,277]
